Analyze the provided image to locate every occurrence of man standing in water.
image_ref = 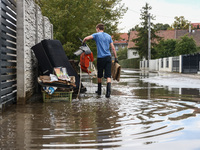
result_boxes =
[83,23,118,98]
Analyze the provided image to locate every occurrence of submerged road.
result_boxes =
[0,69,200,149]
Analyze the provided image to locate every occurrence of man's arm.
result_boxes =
[110,42,117,58]
[83,35,93,43]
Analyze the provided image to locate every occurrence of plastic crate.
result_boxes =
[42,91,73,102]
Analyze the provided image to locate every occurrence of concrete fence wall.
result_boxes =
[140,55,182,73]
[149,59,157,71]
[158,57,173,72]
[17,0,53,104]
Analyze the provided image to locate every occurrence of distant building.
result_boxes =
[176,29,200,47]
[113,33,128,51]
[127,31,140,59]
[191,23,200,29]
[128,28,200,59]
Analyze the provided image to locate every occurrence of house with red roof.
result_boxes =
[113,33,128,51]
[127,31,140,59]
[128,28,200,59]
[191,23,200,29]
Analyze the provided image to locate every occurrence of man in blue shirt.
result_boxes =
[83,23,118,98]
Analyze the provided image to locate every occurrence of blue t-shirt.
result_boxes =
[92,32,113,58]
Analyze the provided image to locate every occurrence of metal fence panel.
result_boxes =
[172,56,179,72]
[0,0,17,104]
[182,53,200,73]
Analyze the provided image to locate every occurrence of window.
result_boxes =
[133,52,137,56]
[161,59,163,68]
[166,58,169,68]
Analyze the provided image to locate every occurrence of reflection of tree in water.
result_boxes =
[135,79,200,100]
[134,80,172,99]
[131,90,199,124]
[126,79,200,140]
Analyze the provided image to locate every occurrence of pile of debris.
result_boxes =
[31,39,86,101]
[38,67,76,93]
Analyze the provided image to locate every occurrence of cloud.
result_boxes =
[118,0,200,32]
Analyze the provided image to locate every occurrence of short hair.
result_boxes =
[96,23,104,30]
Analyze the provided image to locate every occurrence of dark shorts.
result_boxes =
[97,56,111,78]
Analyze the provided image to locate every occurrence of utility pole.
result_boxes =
[148,13,151,62]
[147,13,151,97]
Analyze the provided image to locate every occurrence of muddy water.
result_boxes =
[1,69,200,149]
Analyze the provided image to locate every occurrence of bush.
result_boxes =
[117,47,127,60]
[175,35,197,55]
[119,58,140,68]
[154,39,177,58]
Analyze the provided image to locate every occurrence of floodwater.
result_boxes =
[1,69,200,150]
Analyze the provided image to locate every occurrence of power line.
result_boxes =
[156,14,200,22]
[127,7,200,22]
[128,8,140,14]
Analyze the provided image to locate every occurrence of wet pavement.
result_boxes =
[1,69,200,149]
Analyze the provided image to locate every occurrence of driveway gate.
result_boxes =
[172,56,179,72]
[182,53,200,73]
[0,0,17,106]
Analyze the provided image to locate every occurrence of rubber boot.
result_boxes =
[96,83,101,95]
[106,82,111,98]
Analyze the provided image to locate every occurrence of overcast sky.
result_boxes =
[118,0,200,33]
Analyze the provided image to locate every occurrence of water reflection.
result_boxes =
[0,99,123,149]
[0,69,200,149]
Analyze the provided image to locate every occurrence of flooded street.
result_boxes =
[1,69,200,150]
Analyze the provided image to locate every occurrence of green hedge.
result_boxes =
[119,58,140,69]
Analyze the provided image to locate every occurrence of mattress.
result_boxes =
[31,39,81,89]
[31,42,54,75]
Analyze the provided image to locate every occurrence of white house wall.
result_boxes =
[127,49,139,59]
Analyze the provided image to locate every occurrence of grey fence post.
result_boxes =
[17,0,26,104]
[179,55,182,73]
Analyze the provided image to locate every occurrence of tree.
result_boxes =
[172,16,190,29]
[117,47,127,60]
[128,25,140,40]
[154,39,177,58]
[175,35,197,55]
[36,0,127,59]
[132,3,161,59]
[154,23,170,30]
[112,33,121,41]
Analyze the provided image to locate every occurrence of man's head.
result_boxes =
[96,23,104,32]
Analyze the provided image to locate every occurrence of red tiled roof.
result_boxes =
[113,33,128,44]
[127,31,138,48]
[157,30,175,40]
[176,29,200,47]
[191,23,200,28]
[128,30,176,48]
[128,29,200,48]
[120,33,128,40]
